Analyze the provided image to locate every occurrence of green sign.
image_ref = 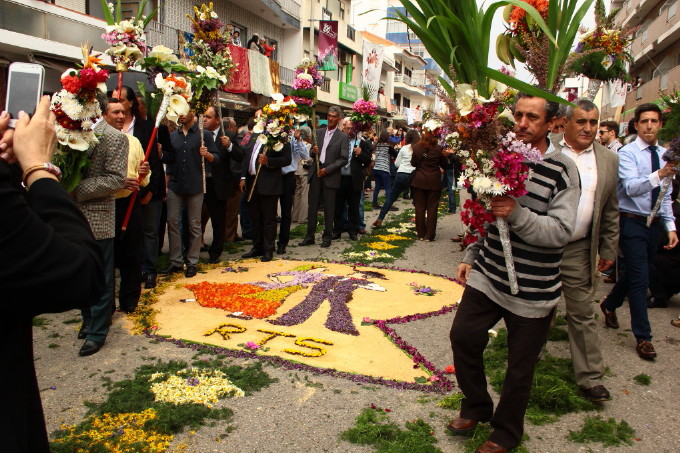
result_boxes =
[339,82,359,102]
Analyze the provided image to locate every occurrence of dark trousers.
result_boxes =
[114,197,143,311]
[450,286,553,449]
[604,216,661,341]
[82,238,114,344]
[306,175,337,242]
[240,193,254,239]
[378,171,411,220]
[441,168,456,213]
[412,187,440,240]
[334,175,361,235]
[372,170,390,205]
[225,191,240,241]
[142,199,163,276]
[248,192,279,253]
[278,172,295,247]
[204,178,227,261]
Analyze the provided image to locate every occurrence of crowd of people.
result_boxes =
[2,84,679,452]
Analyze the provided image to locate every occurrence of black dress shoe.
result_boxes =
[208,256,221,264]
[261,252,274,262]
[332,232,342,240]
[298,238,315,246]
[144,274,157,289]
[320,240,331,248]
[234,236,244,242]
[580,384,610,402]
[647,296,669,308]
[358,228,366,234]
[277,245,286,255]
[349,234,358,241]
[185,265,197,278]
[77,324,88,340]
[79,340,104,357]
[242,249,263,258]
[160,264,184,275]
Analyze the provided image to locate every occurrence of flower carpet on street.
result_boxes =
[135,260,464,391]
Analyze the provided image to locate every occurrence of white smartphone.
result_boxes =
[5,62,45,128]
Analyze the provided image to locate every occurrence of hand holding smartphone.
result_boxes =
[5,62,45,128]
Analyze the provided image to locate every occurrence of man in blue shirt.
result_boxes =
[601,103,678,360]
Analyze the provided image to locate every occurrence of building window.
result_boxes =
[340,1,345,20]
[395,61,402,72]
[668,1,677,20]
[394,93,401,106]
[403,97,411,108]
[231,22,247,46]
[322,8,332,20]
[347,25,355,41]
[404,67,412,78]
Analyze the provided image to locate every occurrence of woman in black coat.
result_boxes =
[0,97,105,452]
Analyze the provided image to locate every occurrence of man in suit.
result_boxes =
[277,127,310,254]
[299,105,349,247]
[239,132,292,261]
[551,99,619,402]
[333,118,372,240]
[601,103,678,359]
[222,117,244,243]
[202,108,242,263]
[74,94,129,356]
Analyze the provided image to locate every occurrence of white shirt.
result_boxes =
[320,127,336,163]
[249,140,263,175]
[561,139,597,241]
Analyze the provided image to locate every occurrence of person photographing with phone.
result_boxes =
[0,96,105,452]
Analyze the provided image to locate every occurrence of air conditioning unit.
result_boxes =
[339,50,352,66]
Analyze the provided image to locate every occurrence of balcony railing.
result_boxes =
[346,25,356,41]
[394,74,413,86]
[146,21,181,55]
[277,0,301,21]
[279,66,295,87]
[320,77,331,93]
[630,4,679,59]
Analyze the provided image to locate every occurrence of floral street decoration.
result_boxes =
[568,0,636,83]
[51,46,109,192]
[52,408,172,453]
[185,2,236,113]
[137,45,190,119]
[289,58,324,122]
[253,94,298,152]
[409,282,441,296]
[149,368,245,406]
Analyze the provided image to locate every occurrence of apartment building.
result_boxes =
[601,0,680,121]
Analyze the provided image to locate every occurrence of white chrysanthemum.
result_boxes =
[422,119,442,133]
[297,73,313,82]
[472,177,493,193]
[205,66,220,79]
[490,180,505,195]
[149,45,178,63]
[196,65,206,73]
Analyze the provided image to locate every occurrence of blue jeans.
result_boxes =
[359,189,366,229]
[372,170,391,205]
[441,168,456,213]
[142,199,163,275]
[378,172,411,220]
[604,216,661,341]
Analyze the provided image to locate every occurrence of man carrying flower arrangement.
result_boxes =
[449,93,580,453]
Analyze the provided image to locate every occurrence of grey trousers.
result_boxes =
[167,190,204,266]
[561,237,605,389]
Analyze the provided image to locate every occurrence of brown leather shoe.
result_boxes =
[600,301,619,329]
[580,384,610,402]
[672,319,680,328]
[476,440,507,453]
[636,340,657,360]
[447,416,478,434]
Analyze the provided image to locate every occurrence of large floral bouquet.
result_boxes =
[253,94,297,152]
[185,3,236,112]
[289,58,323,121]
[349,96,379,134]
[153,73,192,124]
[51,47,109,191]
[99,0,156,71]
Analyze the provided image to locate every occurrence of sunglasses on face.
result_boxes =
[598,130,607,135]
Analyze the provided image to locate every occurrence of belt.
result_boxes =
[621,212,658,224]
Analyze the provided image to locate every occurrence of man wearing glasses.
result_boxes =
[598,121,623,153]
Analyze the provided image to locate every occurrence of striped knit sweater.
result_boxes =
[463,144,581,318]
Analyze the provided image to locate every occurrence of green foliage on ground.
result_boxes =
[437,393,464,410]
[484,328,597,426]
[633,373,651,386]
[567,416,636,446]
[341,407,442,453]
[456,424,528,453]
[546,326,569,342]
[32,317,48,327]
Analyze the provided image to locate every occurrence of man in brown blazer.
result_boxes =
[551,99,619,402]
[74,95,129,357]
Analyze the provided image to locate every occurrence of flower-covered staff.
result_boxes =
[289,58,324,172]
[248,94,298,201]
[137,45,189,117]
[51,46,110,192]
[648,138,680,226]
[185,2,236,192]
[349,89,379,136]
[120,74,191,231]
[99,0,157,98]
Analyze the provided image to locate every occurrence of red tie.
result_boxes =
[240,132,252,146]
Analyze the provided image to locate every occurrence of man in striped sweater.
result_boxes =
[447,94,581,453]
